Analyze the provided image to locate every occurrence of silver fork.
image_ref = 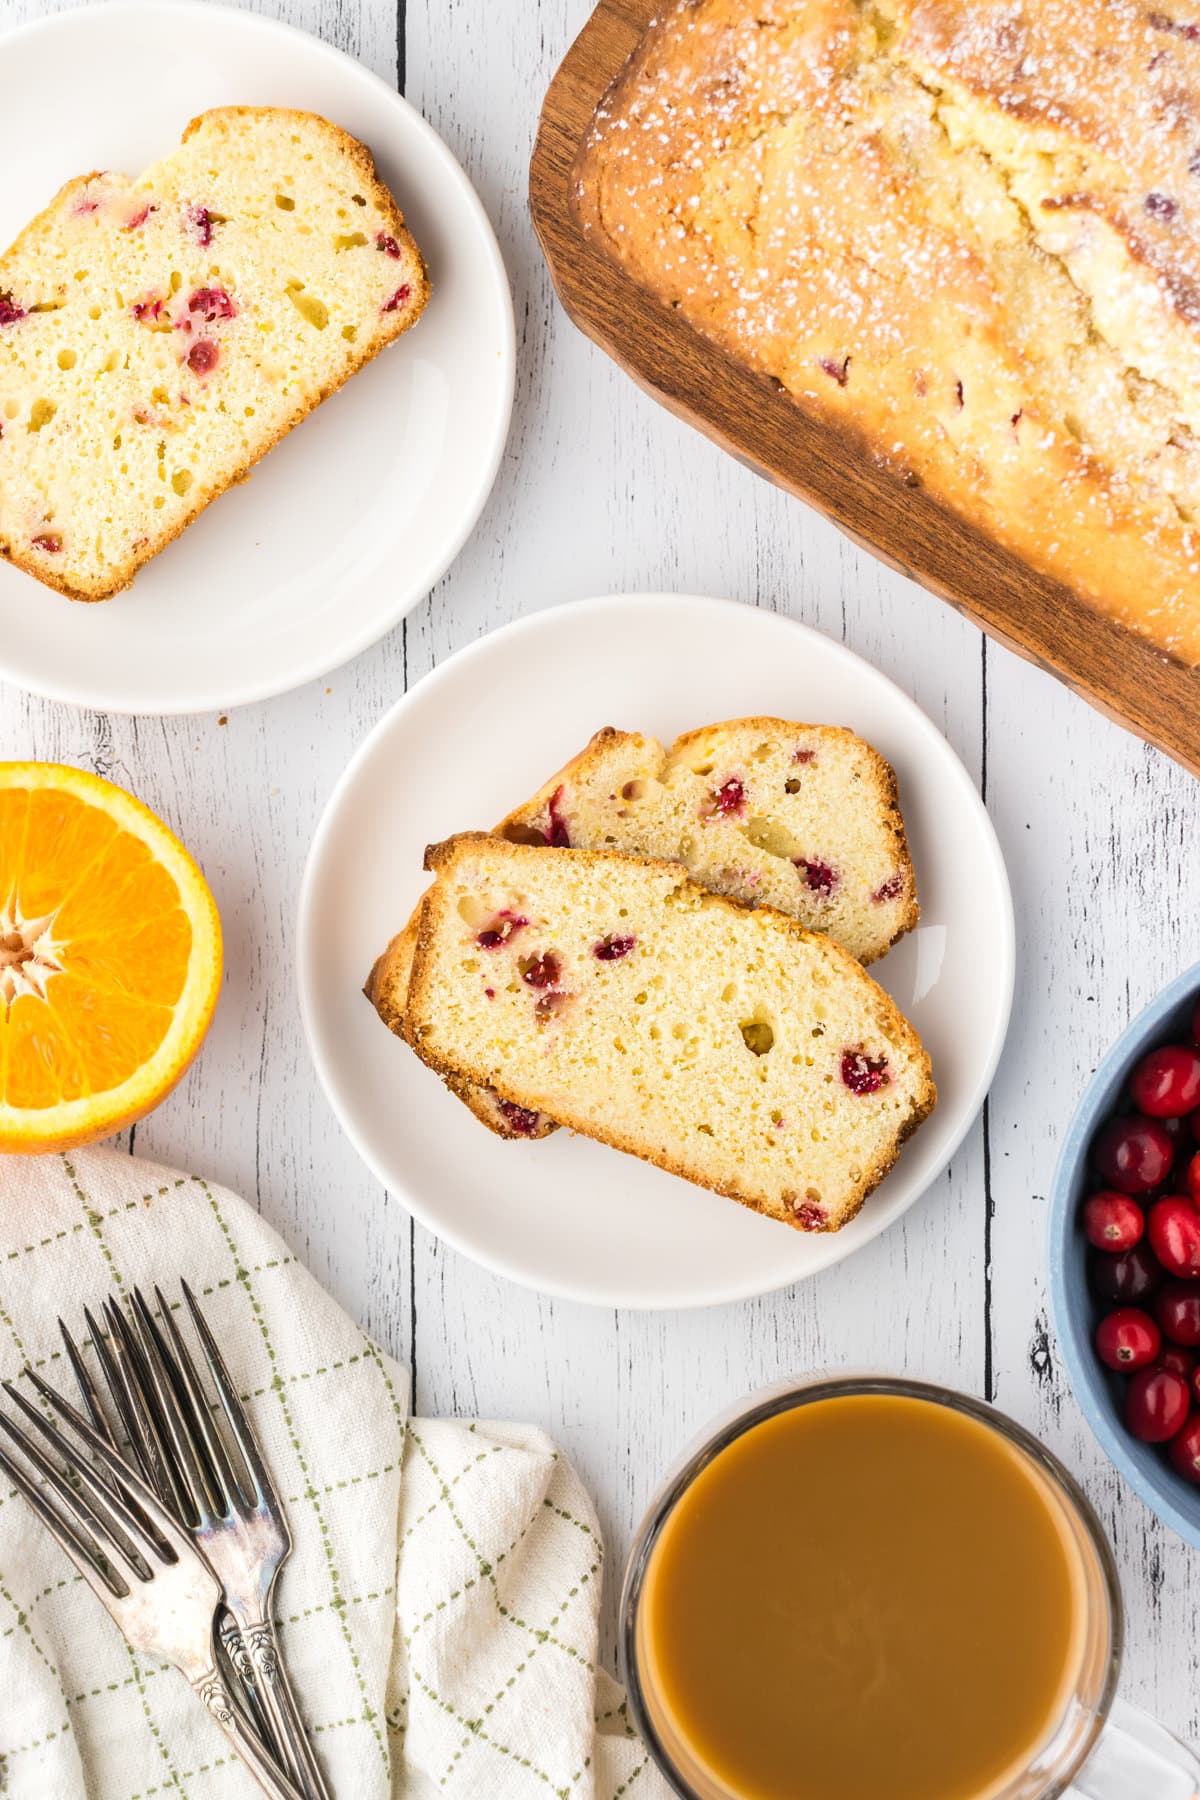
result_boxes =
[90,1285,330,1800]
[0,1377,303,1800]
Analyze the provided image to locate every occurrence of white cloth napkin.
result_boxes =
[0,1147,670,1800]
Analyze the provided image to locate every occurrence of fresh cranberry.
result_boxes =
[793,1201,827,1231]
[1156,1282,1200,1345]
[818,354,850,386]
[706,777,746,819]
[1126,1366,1190,1442]
[0,293,26,327]
[187,338,219,375]
[477,911,527,950]
[186,203,216,246]
[382,284,412,313]
[497,1100,541,1137]
[1089,1243,1162,1304]
[1160,1344,1198,1379]
[189,286,236,323]
[1095,1308,1161,1371]
[31,534,62,553]
[872,873,904,903]
[377,232,401,258]
[521,952,561,990]
[1149,1195,1200,1278]
[1130,1044,1200,1117]
[841,1050,890,1095]
[797,859,837,896]
[1187,1151,1200,1205]
[1169,1414,1200,1482]
[1091,1114,1176,1193]
[1082,1192,1144,1252]
[546,787,571,848]
[593,935,636,961]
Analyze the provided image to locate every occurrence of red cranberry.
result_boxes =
[377,232,401,258]
[818,354,850,386]
[1126,1366,1190,1442]
[31,534,62,553]
[188,286,236,322]
[1187,1151,1200,1204]
[1146,191,1179,219]
[521,952,561,990]
[382,283,412,313]
[1148,1195,1200,1278]
[1082,1192,1144,1252]
[792,749,815,765]
[477,911,526,950]
[131,295,165,322]
[797,859,837,896]
[706,777,746,819]
[793,1201,827,1231]
[1091,1114,1176,1193]
[546,787,571,848]
[186,203,216,246]
[1088,1243,1162,1304]
[187,338,219,375]
[1155,1282,1200,1345]
[593,935,636,961]
[1159,1344,1198,1379]
[123,202,155,231]
[1095,1307,1161,1371]
[841,1050,890,1095]
[872,873,904,903]
[1130,1044,1200,1117]
[497,1100,541,1137]
[0,293,26,326]
[1169,1414,1200,1482]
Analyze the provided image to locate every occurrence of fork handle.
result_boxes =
[191,1665,306,1800]
[241,1617,332,1800]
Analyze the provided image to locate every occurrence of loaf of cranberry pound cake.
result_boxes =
[0,107,428,601]
[365,716,917,1138]
[402,835,934,1232]
[576,0,1200,662]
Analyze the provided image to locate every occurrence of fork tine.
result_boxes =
[60,1318,118,1448]
[20,1366,198,1567]
[101,1301,191,1516]
[123,1291,216,1524]
[0,1435,126,1600]
[0,1406,142,1593]
[2,1382,155,1576]
[181,1281,278,1510]
[151,1284,242,1509]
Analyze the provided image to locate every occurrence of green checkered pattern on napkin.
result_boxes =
[0,1148,669,1800]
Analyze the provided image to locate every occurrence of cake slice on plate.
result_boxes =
[401,833,935,1232]
[0,106,428,601]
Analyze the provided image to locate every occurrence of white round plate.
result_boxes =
[0,1,513,714]
[299,594,1014,1309]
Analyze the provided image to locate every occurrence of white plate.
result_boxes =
[299,594,1014,1309]
[0,1,513,714]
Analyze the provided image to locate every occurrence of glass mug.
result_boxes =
[620,1376,1200,1800]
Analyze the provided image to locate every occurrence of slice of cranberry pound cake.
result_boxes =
[403,835,935,1232]
[0,107,428,601]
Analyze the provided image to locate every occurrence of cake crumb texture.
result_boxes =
[0,106,428,601]
[403,833,935,1231]
[577,0,1200,660]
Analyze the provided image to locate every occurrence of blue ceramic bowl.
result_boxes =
[1049,959,1200,1550]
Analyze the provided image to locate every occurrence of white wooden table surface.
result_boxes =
[5,0,1200,1754]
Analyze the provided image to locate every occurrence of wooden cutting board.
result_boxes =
[529,0,1200,777]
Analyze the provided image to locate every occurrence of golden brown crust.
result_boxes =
[0,108,429,603]
[573,0,1200,665]
[403,833,936,1229]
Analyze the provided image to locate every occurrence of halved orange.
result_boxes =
[0,763,222,1153]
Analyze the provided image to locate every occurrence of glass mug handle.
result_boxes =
[1066,1697,1200,1799]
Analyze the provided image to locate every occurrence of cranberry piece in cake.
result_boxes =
[546,786,571,847]
[594,935,636,960]
[797,859,837,896]
[521,952,562,990]
[187,339,220,375]
[841,1049,890,1095]
[188,286,237,323]
[477,911,527,950]
[0,294,26,327]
